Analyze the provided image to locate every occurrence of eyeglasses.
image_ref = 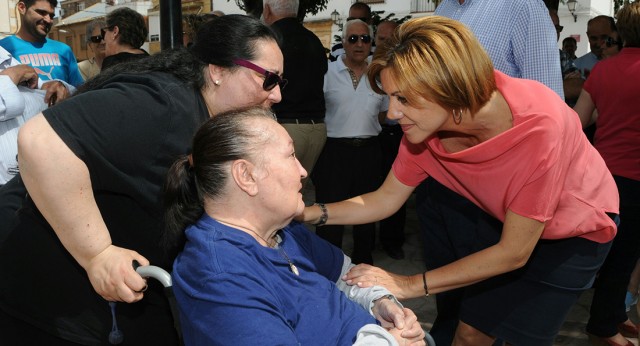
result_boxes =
[100,26,115,39]
[555,25,564,33]
[347,34,372,44]
[233,59,288,91]
[347,16,369,22]
[89,35,104,43]
[33,8,55,20]
[605,36,621,48]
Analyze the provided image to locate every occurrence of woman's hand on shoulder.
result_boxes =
[84,244,150,303]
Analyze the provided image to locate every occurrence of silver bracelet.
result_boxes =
[313,203,328,226]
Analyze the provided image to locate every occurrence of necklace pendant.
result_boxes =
[290,263,299,276]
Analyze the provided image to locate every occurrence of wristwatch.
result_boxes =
[374,294,394,303]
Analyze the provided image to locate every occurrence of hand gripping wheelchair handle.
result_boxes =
[134,262,183,346]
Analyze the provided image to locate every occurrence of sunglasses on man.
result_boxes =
[605,36,621,48]
[233,59,288,91]
[347,34,372,44]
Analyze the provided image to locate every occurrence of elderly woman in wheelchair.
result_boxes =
[162,107,426,345]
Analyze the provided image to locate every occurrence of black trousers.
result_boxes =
[587,175,640,337]
[0,174,27,246]
[378,125,406,249]
[0,308,81,346]
[312,137,382,264]
[416,178,502,345]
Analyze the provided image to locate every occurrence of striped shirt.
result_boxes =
[436,0,564,98]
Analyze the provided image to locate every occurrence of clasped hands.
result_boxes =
[373,297,426,345]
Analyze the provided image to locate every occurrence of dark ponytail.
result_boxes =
[162,156,203,253]
[162,107,277,254]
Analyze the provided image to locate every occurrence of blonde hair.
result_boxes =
[617,2,640,47]
[368,16,496,115]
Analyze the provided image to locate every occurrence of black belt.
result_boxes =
[381,124,402,135]
[277,118,324,124]
[328,136,378,147]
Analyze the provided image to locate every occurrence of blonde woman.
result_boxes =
[301,16,618,346]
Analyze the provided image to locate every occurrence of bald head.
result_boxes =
[375,20,399,47]
[348,2,372,24]
[586,16,616,59]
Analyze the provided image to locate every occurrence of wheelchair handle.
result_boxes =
[134,264,172,288]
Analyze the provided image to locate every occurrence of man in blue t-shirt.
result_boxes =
[0,0,83,87]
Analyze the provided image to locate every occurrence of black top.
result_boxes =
[329,42,344,62]
[271,17,327,120]
[0,71,208,345]
[101,50,150,71]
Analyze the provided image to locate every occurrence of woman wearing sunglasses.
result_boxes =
[301,16,618,345]
[78,18,106,81]
[0,14,285,345]
[312,19,387,266]
[100,7,149,72]
[574,3,640,345]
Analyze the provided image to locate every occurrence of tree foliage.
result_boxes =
[613,0,635,14]
[231,0,330,21]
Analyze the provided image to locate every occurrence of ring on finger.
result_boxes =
[134,284,148,293]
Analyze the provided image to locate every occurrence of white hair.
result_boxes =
[263,0,299,16]
[342,19,374,40]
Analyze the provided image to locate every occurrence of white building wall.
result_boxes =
[148,9,160,45]
[0,0,19,37]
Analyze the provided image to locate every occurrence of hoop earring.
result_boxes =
[452,109,463,125]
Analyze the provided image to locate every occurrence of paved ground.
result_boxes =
[307,191,639,345]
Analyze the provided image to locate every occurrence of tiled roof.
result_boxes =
[55,2,106,26]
